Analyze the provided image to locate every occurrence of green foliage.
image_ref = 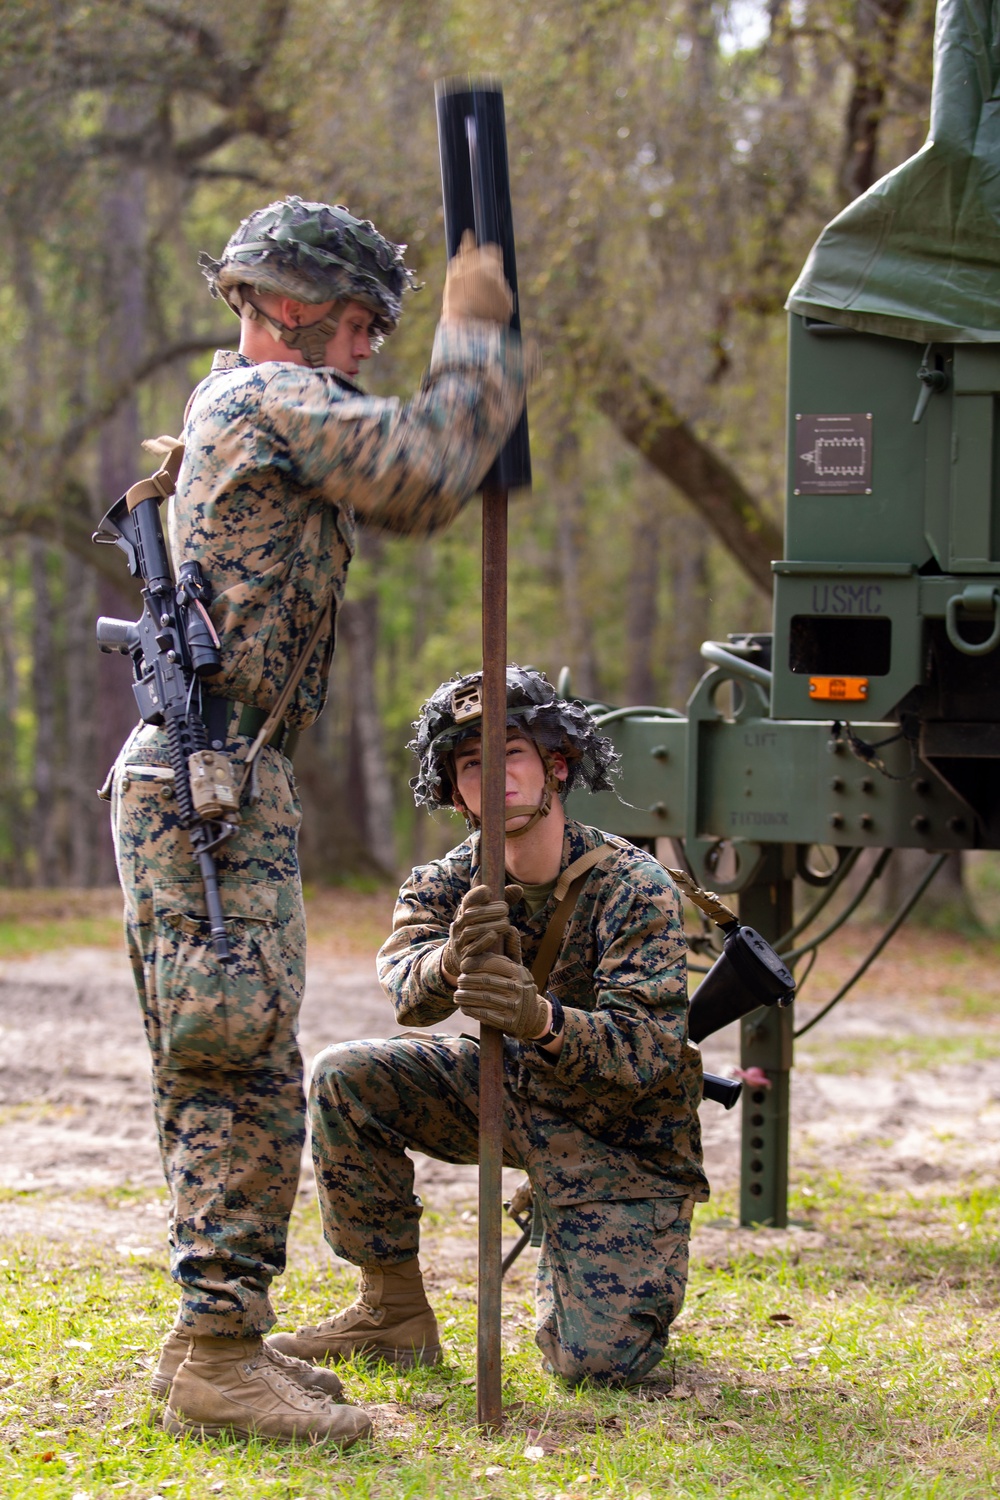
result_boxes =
[0,1,939,880]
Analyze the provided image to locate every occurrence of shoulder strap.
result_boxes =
[664,867,739,930]
[237,607,329,791]
[125,435,185,513]
[530,843,616,991]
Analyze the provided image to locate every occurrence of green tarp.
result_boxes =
[787,0,1000,343]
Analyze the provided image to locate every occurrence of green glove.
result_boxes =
[454,952,549,1040]
[441,882,522,983]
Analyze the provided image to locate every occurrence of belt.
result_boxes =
[202,696,299,760]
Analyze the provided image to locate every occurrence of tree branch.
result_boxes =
[839,0,911,200]
[58,335,236,466]
[592,352,782,597]
[0,484,142,599]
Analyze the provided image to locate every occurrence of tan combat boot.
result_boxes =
[151,1325,345,1401]
[267,1258,441,1369]
[163,1335,371,1447]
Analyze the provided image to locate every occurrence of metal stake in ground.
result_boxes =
[436,77,531,1430]
[477,483,508,1429]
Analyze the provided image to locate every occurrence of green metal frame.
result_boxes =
[737,849,795,1228]
[567,653,986,1228]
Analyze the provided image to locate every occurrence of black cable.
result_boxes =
[672,836,723,966]
[794,853,947,1039]
[832,719,918,782]
[501,1226,531,1276]
[790,943,818,996]
[775,846,861,950]
[780,848,893,964]
[686,843,864,973]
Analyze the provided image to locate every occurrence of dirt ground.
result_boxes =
[1,910,999,1273]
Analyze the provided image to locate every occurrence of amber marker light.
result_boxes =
[808,676,869,702]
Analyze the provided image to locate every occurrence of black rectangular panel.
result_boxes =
[789,615,892,675]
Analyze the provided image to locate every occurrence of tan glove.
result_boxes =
[454,952,549,1040]
[441,882,523,983]
[441,230,514,325]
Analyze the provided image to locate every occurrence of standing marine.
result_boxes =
[271,667,708,1387]
[109,197,528,1447]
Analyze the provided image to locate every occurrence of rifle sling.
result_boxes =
[125,436,186,512]
[237,607,328,793]
[664,866,739,930]
[530,843,616,991]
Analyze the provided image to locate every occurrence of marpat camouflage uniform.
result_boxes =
[111,320,528,1337]
[171,323,527,728]
[309,818,707,1383]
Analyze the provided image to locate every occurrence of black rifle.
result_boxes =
[94,479,236,960]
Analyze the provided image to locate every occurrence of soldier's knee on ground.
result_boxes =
[532,1196,693,1388]
[536,1307,669,1387]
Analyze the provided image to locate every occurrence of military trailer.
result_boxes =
[567,0,1000,1226]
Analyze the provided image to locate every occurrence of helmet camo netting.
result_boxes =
[409,666,620,811]
[198,195,416,343]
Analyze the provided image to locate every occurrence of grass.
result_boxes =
[1,1178,998,1499]
[0,890,124,960]
[799,1032,1000,1074]
[2,889,999,1494]
[0,886,397,963]
[0,918,125,960]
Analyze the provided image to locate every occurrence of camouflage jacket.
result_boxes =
[168,323,527,729]
[378,819,708,1204]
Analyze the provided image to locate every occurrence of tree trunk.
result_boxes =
[553,433,601,698]
[342,563,396,878]
[767,0,801,100]
[0,551,26,884]
[294,643,366,883]
[839,0,912,201]
[64,552,100,886]
[666,500,711,708]
[878,847,979,929]
[592,351,782,597]
[686,0,717,92]
[409,539,434,660]
[94,123,148,883]
[625,470,664,705]
[29,539,61,885]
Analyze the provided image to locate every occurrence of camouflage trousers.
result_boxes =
[310,1034,693,1385]
[111,721,307,1338]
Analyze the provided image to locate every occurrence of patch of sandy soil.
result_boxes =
[1,926,999,1274]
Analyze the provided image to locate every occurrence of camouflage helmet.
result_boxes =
[409,665,620,811]
[198,195,416,351]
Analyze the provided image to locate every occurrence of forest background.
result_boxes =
[0,0,940,889]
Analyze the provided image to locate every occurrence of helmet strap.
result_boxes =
[451,750,561,838]
[500,752,562,840]
[232,287,343,368]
